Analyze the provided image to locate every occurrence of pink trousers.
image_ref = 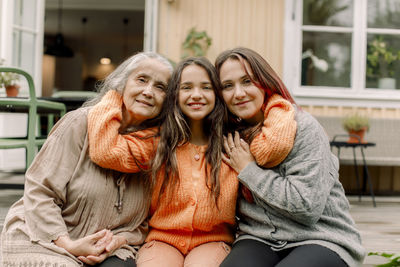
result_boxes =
[136,240,231,267]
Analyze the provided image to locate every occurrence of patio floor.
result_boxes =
[1,172,399,266]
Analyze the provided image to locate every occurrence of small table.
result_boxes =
[330,135,376,207]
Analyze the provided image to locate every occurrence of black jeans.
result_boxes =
[93,256,136,267]
[220,239,348,267]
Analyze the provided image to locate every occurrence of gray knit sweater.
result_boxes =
[236,110,366,267]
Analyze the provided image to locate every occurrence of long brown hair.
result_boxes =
[151,57,226,201]
[215,47,297,140]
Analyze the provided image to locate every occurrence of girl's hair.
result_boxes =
[83,51,173,131]
[151,57,226,201]
[215,47,297,138]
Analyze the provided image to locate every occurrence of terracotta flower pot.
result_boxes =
[5,84,20,97]
[348,128,367,143]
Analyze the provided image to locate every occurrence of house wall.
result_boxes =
[339,165,400,196]
[301,106,400,119]
[303,105,400,194]
[157,0,285,74]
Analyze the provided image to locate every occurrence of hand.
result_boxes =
[223,131,255,173]
[78,235,128,265]
[54,229,113,257]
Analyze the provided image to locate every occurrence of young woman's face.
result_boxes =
[219,58,265,124]
[178,64,215,122]
[123,58,170,125]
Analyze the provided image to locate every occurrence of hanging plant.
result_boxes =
[181,27,212,59]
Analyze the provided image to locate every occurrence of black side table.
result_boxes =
[330,134,376,207]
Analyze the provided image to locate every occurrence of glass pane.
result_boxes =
[301,32,352,87]
[366,34,400,89]
[14,0,37,29]
[303,0,353,27]
[12,30,36,75]
[13,0,22,26]
[368,0,400,29]
[12,31,21,67]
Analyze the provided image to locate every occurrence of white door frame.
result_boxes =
[144,0,159,52]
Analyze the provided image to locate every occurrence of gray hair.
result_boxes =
[83,51,173,107]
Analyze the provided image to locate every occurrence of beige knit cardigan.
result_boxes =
[1,107,150,266]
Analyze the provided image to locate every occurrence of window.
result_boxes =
[366,0,400,90]
[284,0,400,106]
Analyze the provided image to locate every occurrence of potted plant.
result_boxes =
[0,59,21,97]
[366,36,400,89]
[342,114,370,143]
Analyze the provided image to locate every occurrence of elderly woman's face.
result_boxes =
[123,58,170,125]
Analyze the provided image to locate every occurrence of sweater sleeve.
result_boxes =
[23,109,87,242]
[87,90,158,173]
[239,113,336,226]
[250,94,297,168]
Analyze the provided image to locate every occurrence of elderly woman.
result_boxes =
[0,52,172,267]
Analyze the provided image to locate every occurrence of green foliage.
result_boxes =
[305,0,348,25]
[181,27,212,59]
[342,113,370,132]
[367,36,400,79]
[0,58,20,87]
[0,72,20,87]
[167,58,177,68]
[368,252,400,266]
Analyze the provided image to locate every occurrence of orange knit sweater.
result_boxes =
[88,91,159,173]
[250,94,297,167]
[147,143,238,254]
[87,90,297,255]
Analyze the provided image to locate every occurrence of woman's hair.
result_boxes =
[215,47,297,138]
[151,57,226,201]
[83,51,173,131]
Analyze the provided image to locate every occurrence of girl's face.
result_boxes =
[123,58,170,125]
[178,64,216,122]
[219,58,265,124]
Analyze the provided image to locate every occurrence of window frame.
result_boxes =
[283,0,400,108]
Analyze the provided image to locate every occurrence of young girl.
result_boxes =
[87,57,297,266]
[215,47,365,267]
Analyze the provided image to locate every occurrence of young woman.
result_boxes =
[87,57,297,267]
[215,47,366,267]
[0,52,173,267]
